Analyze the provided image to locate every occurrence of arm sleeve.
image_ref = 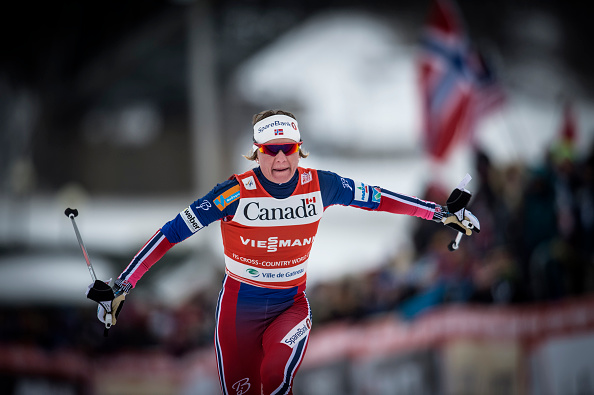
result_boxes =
[117,179,241,289]
[377,188,440,220]
[318,170,439,220]
[117,230,174,289]
[161,179,240,243]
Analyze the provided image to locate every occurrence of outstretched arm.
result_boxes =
[115,230,175,292]
[318,170,439,220]
[115,178,241,292]
[317,170,479,235]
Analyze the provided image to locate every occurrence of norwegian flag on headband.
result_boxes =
[418,0,505,161]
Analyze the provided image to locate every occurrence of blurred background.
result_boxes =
[1,0,594,394]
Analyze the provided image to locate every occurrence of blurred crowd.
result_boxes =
[309,138,594,323]
[1,139,594,359]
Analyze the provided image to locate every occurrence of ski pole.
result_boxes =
[64,208,97,282]
[64,208,113,332]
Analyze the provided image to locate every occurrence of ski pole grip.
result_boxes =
[65,208,79,218]
[456,173,472,190]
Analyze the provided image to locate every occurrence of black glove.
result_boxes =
[446,187,472,214]
[86,280,126,326]
[433,185,481,235]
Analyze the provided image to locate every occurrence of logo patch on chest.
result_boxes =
[301,171,312,185]
[241,176,257,190]
[237,192,323,224]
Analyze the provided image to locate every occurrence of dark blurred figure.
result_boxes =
[516,154,562,301]
[575,140,594,294]
[513,133,594,303]
[466,150,520,303]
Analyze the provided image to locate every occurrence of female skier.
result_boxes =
[90,109,479,395]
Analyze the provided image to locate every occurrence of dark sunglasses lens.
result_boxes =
[261,144,299,156]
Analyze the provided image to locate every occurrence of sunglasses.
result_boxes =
[255,142,302,156]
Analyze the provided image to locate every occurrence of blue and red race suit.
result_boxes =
[116,166,441,395]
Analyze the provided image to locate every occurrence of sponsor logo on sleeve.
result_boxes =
[241,176,257,190]
[372,187,381,203]
[214,185,240,211]
[354,181,370,202]
[181,206,203,233]
[282,317,312,348]
[341,178,353,191]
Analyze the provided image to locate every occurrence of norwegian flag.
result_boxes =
[418,0,504,161]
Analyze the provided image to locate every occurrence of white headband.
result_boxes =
[253,114,300,144]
